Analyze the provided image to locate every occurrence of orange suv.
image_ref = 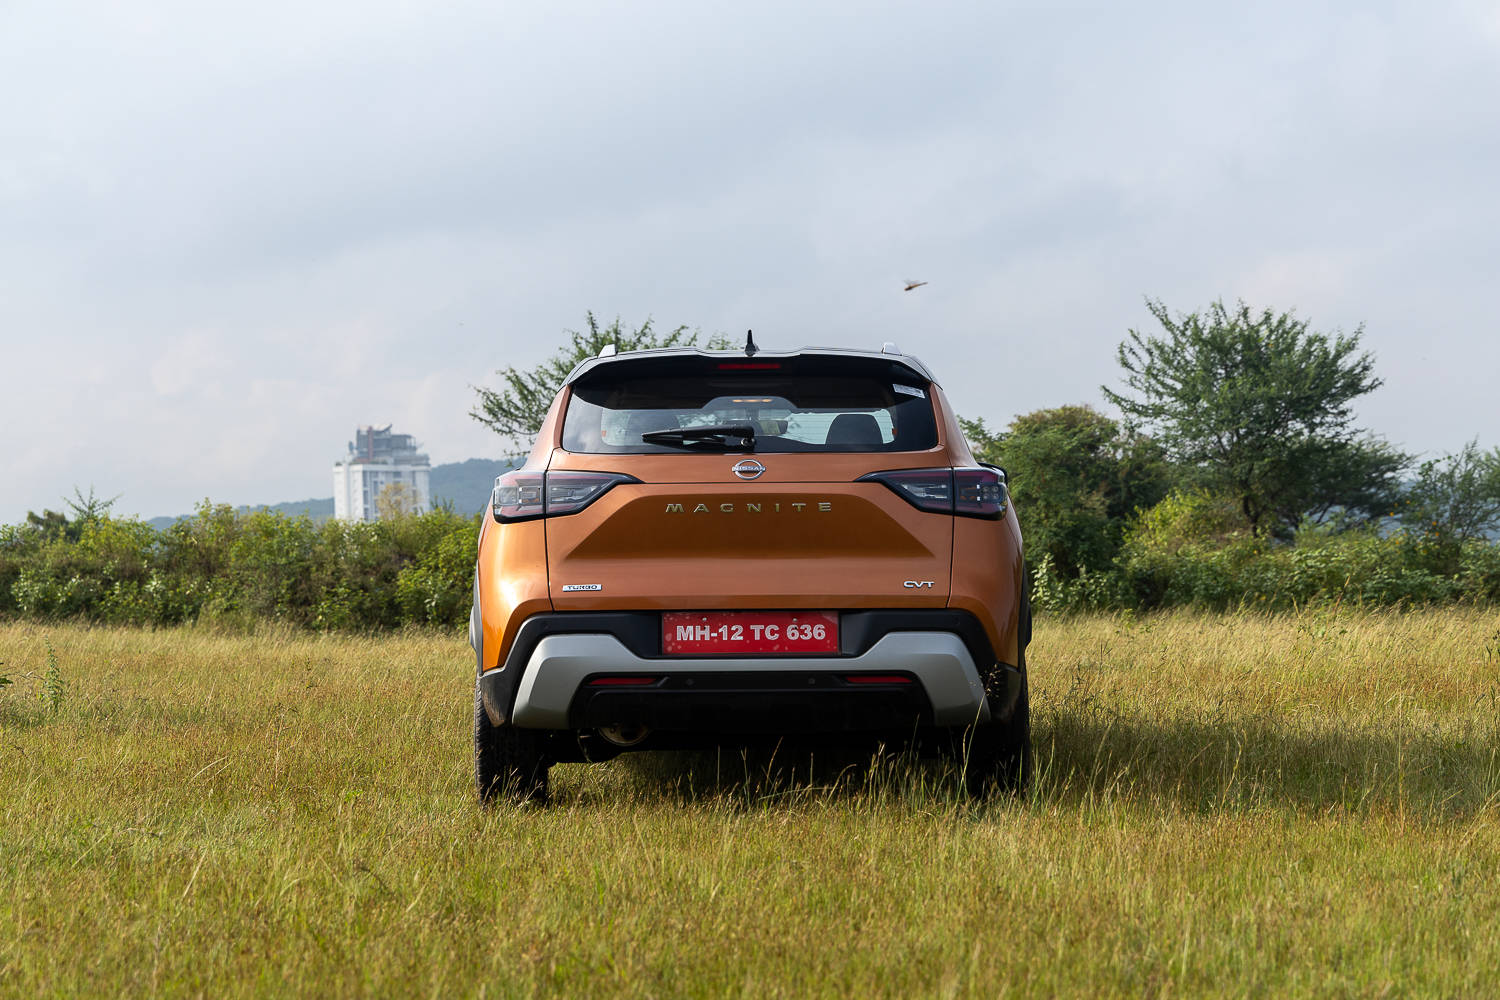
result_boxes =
[470,340,1030,801]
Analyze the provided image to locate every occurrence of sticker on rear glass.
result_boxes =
[561,584,602,592]
[893,384,926,398]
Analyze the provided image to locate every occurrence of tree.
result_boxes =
[23,487,119,542]
[470,312,722,444]
[1102,299,1406,538]
[961,406,1174,578]
[375,482,421,520]
[1399,440,1500,547]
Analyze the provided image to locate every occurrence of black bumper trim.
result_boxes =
[479,608,1010,728]
[569,671,934,733]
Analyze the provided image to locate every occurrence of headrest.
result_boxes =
[825,412,883,448]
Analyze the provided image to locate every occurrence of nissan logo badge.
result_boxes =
[732,459,766,480]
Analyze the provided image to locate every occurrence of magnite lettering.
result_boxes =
[665,501,833,513]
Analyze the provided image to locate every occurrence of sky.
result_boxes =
[3,0,1497,523]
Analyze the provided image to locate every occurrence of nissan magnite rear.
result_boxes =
[470,341,1030,801]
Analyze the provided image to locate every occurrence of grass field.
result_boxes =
[3,608,1499,998]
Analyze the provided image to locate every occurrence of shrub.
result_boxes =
[1103,488,1493,613]
[4,495,1496,628]
[964,406,1172,581]
[396,520,479,627]
[0,505,483,632]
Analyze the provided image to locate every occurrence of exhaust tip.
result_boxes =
[598,724,651,748]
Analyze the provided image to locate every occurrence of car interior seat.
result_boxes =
[824,412,884,449]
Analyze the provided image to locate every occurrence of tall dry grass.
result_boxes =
[2,607,1498,997]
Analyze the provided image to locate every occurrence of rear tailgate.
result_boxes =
[544,451,952,610]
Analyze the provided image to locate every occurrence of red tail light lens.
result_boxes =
[859,468,953,514]
[861,467,1008,519]
[954,467,1008,519]
[491,470,638,522]
[545,471,638,516]
[491,470,545,520]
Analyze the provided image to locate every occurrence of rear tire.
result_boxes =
[474,679,550,804]
[962,581,1033,798]
[962,676,1031,798]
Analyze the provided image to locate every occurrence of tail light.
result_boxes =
[491,470,639,522]
[858,468,953,514]
[491,470,545,520]
[860,467,1008,519]
[954,468,1008,518]
[545,471,639,516]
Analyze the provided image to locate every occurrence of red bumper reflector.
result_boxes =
[587,677,658,686]
[844,674,913,685]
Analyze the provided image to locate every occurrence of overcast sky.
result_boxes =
[3,0,1497,523]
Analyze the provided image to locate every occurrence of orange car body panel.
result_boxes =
[949,509,1025,665]
[475,367,1024,674]
[474,394,565,671]
[929,389,1026,662]
[475,516,552,671]
[542,478,953,612]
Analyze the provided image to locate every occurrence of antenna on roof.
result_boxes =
[598,343,617,358]
[745,330,758,357]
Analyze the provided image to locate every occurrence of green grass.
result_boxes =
[2,608,1499,997]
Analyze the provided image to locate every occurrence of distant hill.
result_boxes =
[429,457,524,516]
[144,457,522,530]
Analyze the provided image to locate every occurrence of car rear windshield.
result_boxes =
[561,358,939,454]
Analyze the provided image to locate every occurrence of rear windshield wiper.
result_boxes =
[640,424,757,451]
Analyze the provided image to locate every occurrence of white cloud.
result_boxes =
[148,333,231,397]
[1235,250,1359,312]
[3,0,1499,522]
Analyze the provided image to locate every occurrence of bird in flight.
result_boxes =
[903,280,928,291]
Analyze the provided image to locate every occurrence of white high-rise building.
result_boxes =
[333,425,432,522]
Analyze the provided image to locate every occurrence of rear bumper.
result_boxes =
[481,621,1008,732]
[569,670,936,734]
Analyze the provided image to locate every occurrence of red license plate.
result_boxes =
[662,611,840,655]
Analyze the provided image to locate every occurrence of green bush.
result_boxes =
[0,504,481,632]
[1105,488,1491,612]
[964,406,1172,581]
[396,519,480,627]
[2,492,1494,629]
[1457,540,1500,603]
